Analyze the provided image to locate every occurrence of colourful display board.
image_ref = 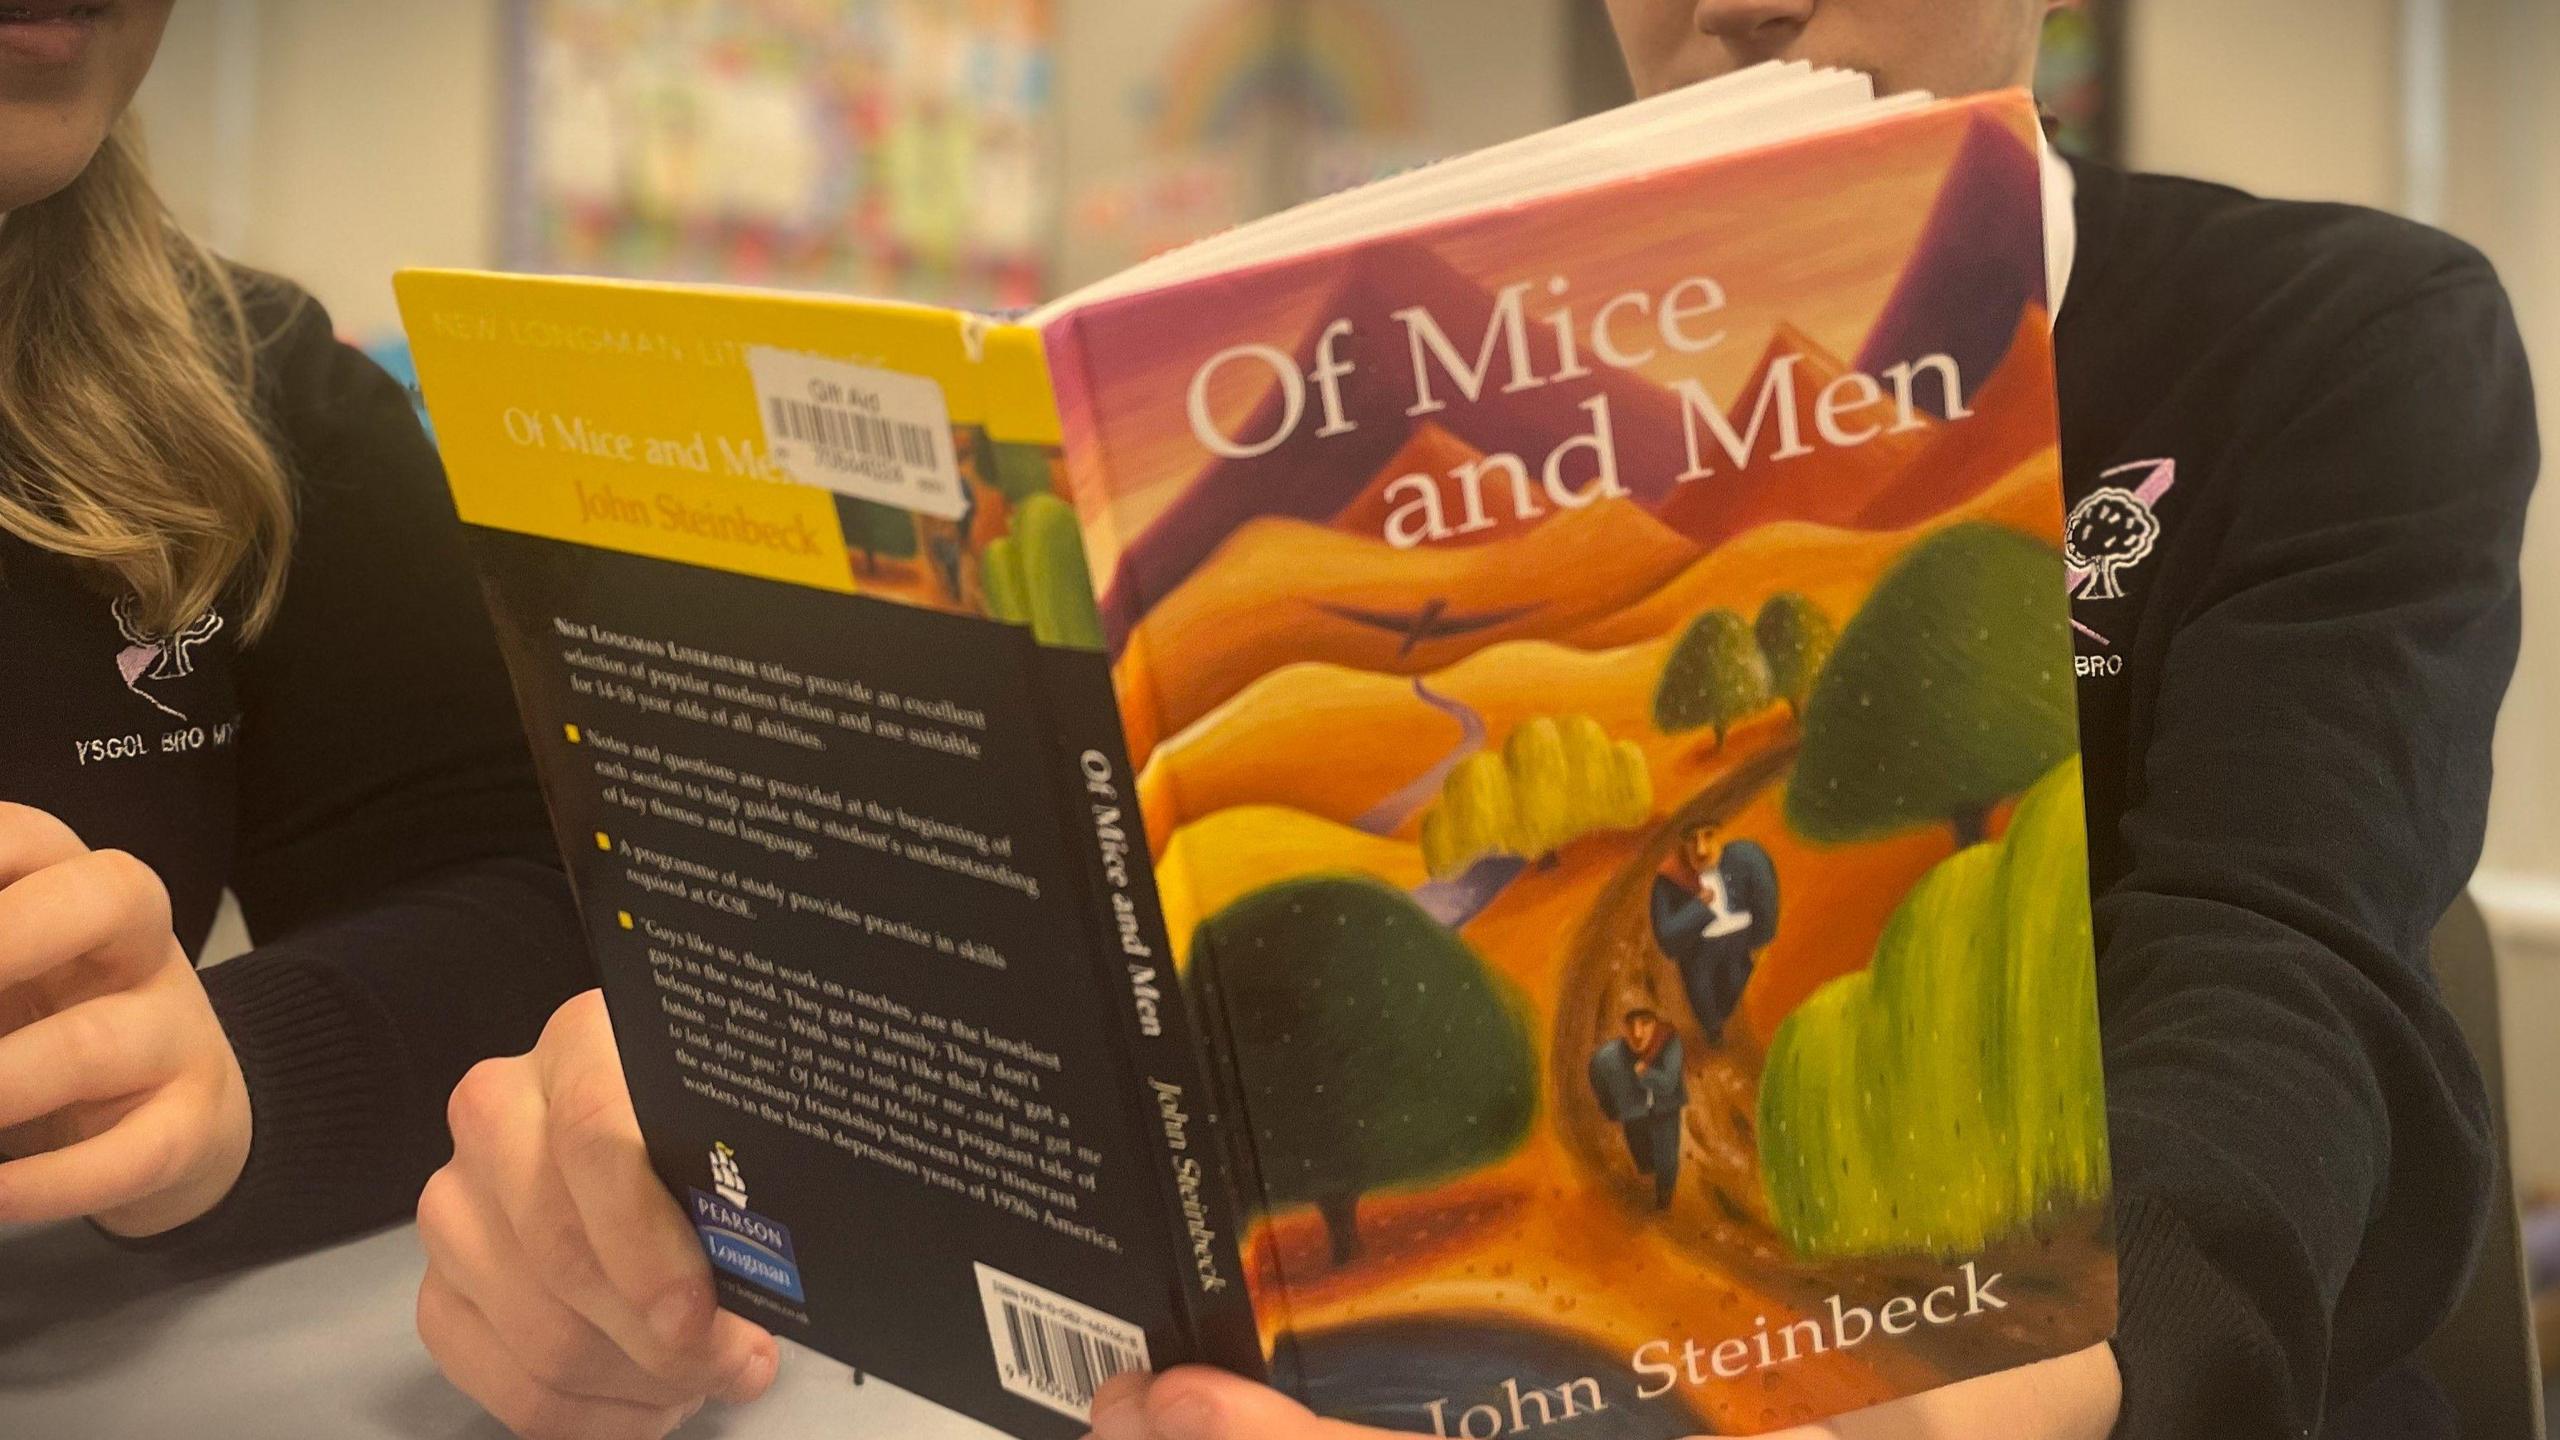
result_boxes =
[504,0,1057,309]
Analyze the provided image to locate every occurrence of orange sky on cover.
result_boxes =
[1055,100,1988,579]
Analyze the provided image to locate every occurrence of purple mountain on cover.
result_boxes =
[1080,241,1698,649]
[1851,111,2046,415]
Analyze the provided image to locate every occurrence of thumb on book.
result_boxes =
[1088,1365,1389,1440]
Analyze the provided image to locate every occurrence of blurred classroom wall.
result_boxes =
[139,0,506,336]
[139,0,1577,334]
[2442,0,2560,1201]
[1051,0,1572,288]
[138,1,2560,1189]
[2125,0,2407,208]
[2124,0,2560,1189]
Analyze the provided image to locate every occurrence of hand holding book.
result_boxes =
[417,989,781,1437]
[1084,1346,2123,1440]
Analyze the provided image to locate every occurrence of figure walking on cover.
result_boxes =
[1588,1008,1687,1209]
[1650,819,1780,1040]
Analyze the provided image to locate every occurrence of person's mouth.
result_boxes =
[0,3,111,66]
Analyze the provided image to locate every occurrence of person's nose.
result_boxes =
[1692,0,1815,59]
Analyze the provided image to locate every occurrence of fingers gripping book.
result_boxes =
[400,65,2112,1440]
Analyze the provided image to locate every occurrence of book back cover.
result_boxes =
[398,276,1254,1437]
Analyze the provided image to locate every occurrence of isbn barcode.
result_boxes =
[1001,1294,1141,1408]
[974,1262,1149,1420]
[766,396,939,471]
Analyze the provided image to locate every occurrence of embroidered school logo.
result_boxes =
[111,596,225,720]
[2065,458,2175,647]
[689,1143,805,1303]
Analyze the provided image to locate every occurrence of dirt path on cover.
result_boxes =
[1546,738,2115,1402]
[1353,678,1487,835]
[1251,728,2105,1432]
[1267,743,1958,1432]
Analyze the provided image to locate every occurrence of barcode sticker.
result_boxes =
[743,346,966,519]
[973,1262,1150,1420]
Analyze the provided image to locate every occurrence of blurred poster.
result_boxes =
[2035,0,2125,163]
[1056,0,1571,288]
[506,0,1056,309]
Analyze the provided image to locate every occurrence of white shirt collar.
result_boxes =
[2040,133,2078,324]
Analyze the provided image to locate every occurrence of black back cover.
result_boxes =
[471,527,1211,1437]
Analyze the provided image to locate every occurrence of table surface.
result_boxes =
[0,1220,1007,1440]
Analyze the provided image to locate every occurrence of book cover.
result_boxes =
[395,277,1260,1439]
[1039,90,2113,1435]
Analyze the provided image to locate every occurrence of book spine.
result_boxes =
[1023,314,1268,1379]
[1031,641,1267,1379]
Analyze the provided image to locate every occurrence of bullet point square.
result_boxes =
[594,831,612,851]
[617,911,633,930]
[564,724,581,743]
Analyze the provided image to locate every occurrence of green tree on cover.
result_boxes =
[1757,759,2107,1260]
[840,499,919,575]
[1653,608,1772,751]
[1419,717,1654,880]
[1785,522,2076,849]
[1004,493,1105,651]
[981,535,1031,626]
[1568,716,1655,837]
[1755,592,1837,719]
[987,440,1060,503]
[1503,717,1574,861]
[1189,875,1538,1265]
[1421,751,1518,881]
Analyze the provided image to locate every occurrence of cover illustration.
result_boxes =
[1041,91,2113,1435]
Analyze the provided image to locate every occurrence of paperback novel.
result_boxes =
[400,70,2113,1439]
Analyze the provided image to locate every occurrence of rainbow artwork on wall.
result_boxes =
[1148,0,1419,149]
[1069,0,1432,280]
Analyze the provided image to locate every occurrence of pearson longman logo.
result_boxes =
[710,1140,747,1208]
[2065,458,2175,647]
[689,1141,806,1303]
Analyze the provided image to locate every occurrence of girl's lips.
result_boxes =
[0,5,106,68]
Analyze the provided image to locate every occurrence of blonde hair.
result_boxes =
[0,120,293,639]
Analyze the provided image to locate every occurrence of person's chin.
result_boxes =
[0,114,109,212]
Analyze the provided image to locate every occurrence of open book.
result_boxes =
[399,62,2112,1439]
